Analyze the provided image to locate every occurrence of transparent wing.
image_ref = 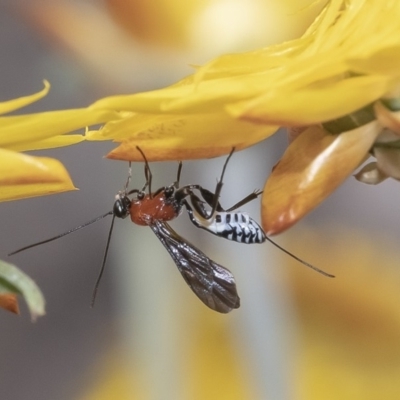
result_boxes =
[150,220,240,313]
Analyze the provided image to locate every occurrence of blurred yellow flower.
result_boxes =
[79,227,400,400]
[0,82,120,202]
[84,0,400,234]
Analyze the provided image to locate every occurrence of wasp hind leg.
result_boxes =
[199,187,263,214]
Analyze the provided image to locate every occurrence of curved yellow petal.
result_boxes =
[104,112,277,161]
[0,81,50,115]
[0,108,120,150]
[262,122,381,234]
[0,149,76,202]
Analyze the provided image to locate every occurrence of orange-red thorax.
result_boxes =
[129,191,179,226]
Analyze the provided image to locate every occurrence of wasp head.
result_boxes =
[113,194,132,219]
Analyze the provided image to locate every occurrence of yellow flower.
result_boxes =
[0,82,120,202]
[84,0,400,234]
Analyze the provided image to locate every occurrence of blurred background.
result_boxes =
[2,1,400,399]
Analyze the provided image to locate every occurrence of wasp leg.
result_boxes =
[136,146,153,196]
[182,200,203,228]
[225,190,263,212]
[206,148,235,218]
[198,187,262,213]
[189,193,210,218]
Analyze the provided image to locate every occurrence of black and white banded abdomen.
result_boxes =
[186,207,266,244]
[212,212,266,243]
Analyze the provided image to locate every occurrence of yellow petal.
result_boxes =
[103,112,277,161]
[7,135,85,152]
[228,75,390,126]
[89,76,194,114]
[86,113,177,141]
[0,108,120,150]
[262,122,381,234]
[90,73,269,117]
[0,81,50,115]
[348,46,400,77]
[0,149,76,202]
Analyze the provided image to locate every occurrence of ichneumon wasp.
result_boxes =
[9,147,334,313]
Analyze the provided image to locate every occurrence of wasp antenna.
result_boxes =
[8,211,113,256]
[91,213,117,307]
[265,237,335,278]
